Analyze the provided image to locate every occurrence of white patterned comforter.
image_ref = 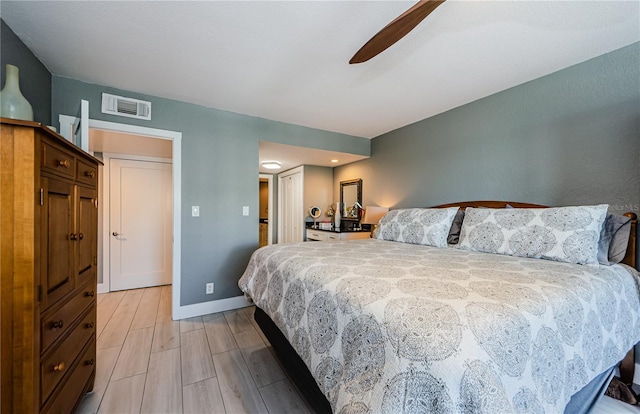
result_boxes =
[238,239,640,414]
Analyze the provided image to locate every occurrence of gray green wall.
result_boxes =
[1,19,52,125]
[51,76,369,306]
[335,41,640,264]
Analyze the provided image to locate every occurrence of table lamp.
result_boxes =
[361,206,389,237]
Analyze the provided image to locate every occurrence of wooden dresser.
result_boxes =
[1,118,100,414]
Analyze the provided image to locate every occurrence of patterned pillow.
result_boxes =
[457,205,608,265]
[375,207,459,248]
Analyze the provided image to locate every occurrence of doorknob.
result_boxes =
[112,231,123,237]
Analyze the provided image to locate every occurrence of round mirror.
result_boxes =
[309,206,321,219]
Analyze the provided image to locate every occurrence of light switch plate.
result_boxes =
[242,206,249,216]
[192,206,200,217]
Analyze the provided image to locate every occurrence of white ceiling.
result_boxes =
[90,129,173,159]
[259,141,369,174]
[2,1,639,139]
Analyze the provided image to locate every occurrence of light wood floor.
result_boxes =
[80,286,636,414]
[78,286,312,414]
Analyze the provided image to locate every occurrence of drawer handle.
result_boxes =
[51,320,64,329]
[53,362,65,372]
[69,233,78,241]
[85,321,95,329]
[78,233,84,241]
[85,291,95,297]
[57,159,70,168]
[84,171,95,178]
[85,359,95,366]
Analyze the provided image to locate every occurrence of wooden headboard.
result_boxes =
[432,200,637,269]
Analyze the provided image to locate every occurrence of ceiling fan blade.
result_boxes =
[350,0,446,64]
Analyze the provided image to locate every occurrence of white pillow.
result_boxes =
[457,205,608,265]
[375,207,459,248]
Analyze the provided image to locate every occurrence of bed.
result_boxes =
[238,201,639,413]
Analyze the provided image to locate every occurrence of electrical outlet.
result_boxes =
[206,283,214,294]
[242,206,249,216]
[192,206,200,217]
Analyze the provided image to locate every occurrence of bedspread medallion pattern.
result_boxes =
[239,239,640,414]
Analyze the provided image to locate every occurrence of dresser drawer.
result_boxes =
[42,141,75,179]
[326,234,339,241]
[76,159,98,187]
[41,306,95,404]
[41,285,95,352]
[306,229,327,241]
[42,337,96,414]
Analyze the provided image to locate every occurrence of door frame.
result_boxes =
[59,116,183,320]
[259,174,274,245]
[102,153,172,293]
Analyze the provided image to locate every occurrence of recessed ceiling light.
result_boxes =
[331,159,339,163]
[262,160,282,170]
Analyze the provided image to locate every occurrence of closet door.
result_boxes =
[290,172,303,242]
[278,173,292,243]
[278,168,304,244]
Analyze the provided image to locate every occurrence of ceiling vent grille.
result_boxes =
[101,93,151,120]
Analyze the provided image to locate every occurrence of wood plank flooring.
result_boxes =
[78,286,311,414]
[80,286,635,414]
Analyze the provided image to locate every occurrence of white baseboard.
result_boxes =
[172,295,252,320]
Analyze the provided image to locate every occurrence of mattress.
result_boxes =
[238,239,640,413]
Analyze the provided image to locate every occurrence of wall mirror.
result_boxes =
[340,179,362,221]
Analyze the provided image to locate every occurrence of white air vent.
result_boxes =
[101,93,151,120]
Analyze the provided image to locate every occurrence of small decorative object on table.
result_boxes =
[0,64,33,121]
[326,204,334,217]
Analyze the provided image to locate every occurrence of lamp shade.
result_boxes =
[362,206,389,225]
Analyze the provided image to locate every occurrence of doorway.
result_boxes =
[259,174,274,247]
[59,114,185,319]
[92,130,174,293]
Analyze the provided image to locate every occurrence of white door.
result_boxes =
[110,158,172,291]
[278,169,303,244]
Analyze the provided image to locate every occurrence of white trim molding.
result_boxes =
[172,295,253,320]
